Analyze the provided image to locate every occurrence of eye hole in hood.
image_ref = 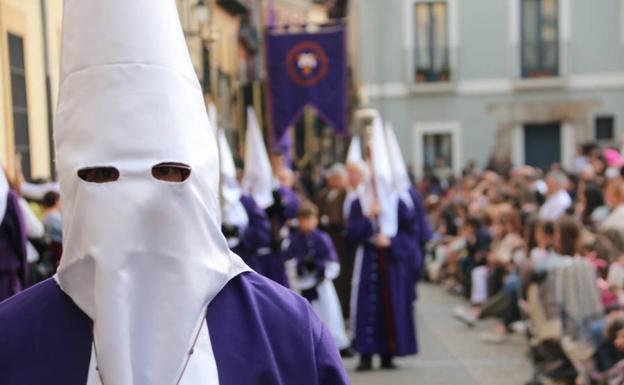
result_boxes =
[152,162,191,183]
[78,167,120,183]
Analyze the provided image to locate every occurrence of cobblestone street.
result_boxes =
[344,283,533,385]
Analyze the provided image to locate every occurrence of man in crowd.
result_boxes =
[316,163,351,318]
[539,170,572,220]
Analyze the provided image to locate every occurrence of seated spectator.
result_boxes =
[539,171,572,221]
[601,181,624,232]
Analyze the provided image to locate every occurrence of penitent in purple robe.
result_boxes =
[0,191,28,302]
[408,188,432,293]
[0,271,350,385]
[232,195,272,272]
[284,229,338,274]
[347,197,420,357]
[261,186,301,287]
[276,186,300,223]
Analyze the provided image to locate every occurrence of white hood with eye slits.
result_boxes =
[53,0,249,384]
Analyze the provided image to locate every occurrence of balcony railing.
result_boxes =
[521,40,559,79]
[412,45,452,83]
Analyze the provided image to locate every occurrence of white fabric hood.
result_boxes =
[385,123,414,208]
[241,107,274,210]
[368,114,399,237]
[54,0,249,384]
[218,130,249,228]
[208,102,218,137]
[346,136,363,164]
[0,169,9,221]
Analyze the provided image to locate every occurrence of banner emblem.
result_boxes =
[286,42,329,87]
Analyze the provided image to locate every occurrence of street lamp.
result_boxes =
[193,0,210,27]
[183,0,210,37]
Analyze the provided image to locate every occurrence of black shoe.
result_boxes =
[380,355,397,370]
[340,348,354,358]
[355,355,372,372]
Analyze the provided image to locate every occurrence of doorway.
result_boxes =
[524,122,561,170]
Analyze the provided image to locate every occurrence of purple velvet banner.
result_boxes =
[265,24,348,148]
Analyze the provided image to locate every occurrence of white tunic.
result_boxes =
[86,321,219,385]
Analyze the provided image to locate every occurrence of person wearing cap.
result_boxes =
[0,1,349,384]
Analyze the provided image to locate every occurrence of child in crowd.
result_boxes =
[284,201,350,353]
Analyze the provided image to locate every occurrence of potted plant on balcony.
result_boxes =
[438,66,451,82]
[415,67,429,83]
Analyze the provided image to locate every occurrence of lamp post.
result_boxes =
[180,0,220,107]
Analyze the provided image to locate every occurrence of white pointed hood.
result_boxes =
[369,113,399,237]
[242,107,274,210]
[54,1,249,384]
[346,136,363,164]
[218,130,249,228]
[385,123,414,208]
[208,102,218,137]
[0,169,9,221]
[344,136,372,218]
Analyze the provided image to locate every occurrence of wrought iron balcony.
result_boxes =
[412,45,452,83]
[520,40,559,79]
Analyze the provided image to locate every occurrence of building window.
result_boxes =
[423,133,453,177]
[413,121,462,181]
[413,1,450,83]
[8,33,31,179]
[521,0,559,78]
[595,116,615,141]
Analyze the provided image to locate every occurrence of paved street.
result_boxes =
[344,283,533,385]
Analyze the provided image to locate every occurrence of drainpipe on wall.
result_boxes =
[40,0,55,180]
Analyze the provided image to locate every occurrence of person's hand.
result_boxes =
[374,234,391,248]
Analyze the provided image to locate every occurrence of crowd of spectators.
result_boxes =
[421,142,624,384]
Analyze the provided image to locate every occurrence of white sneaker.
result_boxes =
[452,306,477,327]
[510,320,527,334]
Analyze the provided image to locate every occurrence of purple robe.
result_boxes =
[408,188,433,291]
[347,198,418,357]
[0,272,349,385]
[0,191,28,302]
[261,186,301,287]
[276,186,300,223]
[284,229,338,281]
[232,195,272,272]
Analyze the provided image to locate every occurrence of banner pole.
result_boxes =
[257,0,273,153]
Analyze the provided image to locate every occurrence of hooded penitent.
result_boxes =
[242,107,274,210]
[368,113,399,237]
[218,129,249,229]
[346,136,363,164]
[343,135,372,219]
[53,0,249,384]
[385,123,414,208]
